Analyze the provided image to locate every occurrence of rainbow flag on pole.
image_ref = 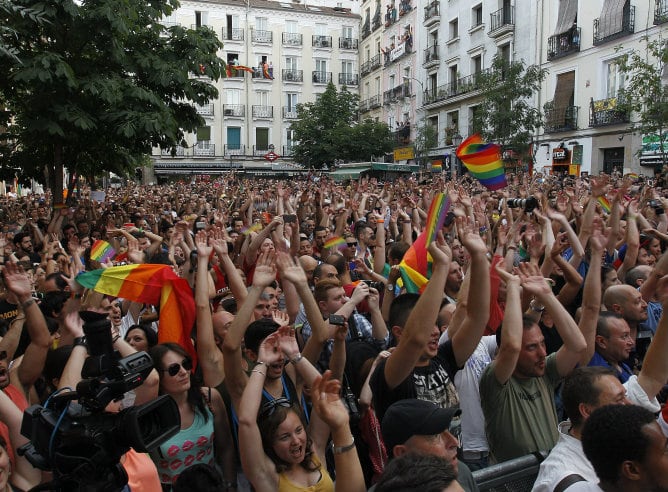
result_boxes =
[77,264,197,363]
[398,193,450,293]
[455,134,508,191]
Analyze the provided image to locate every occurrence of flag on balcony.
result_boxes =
[225,64,254,77]
[262,63,274,80]
[76,264,197,365]
[455,134,508,191]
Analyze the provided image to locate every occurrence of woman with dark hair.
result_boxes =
[237,328,365,492]
[124,324,158,352]
[149,343,236,490]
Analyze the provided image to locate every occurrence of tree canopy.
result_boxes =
[290,82,393,168]
[0,0,225,200]
[471,55,547,159]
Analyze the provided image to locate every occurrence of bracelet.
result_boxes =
[290,353,303,365]
[73,336,88,349]
[21,298,35,309]
[112,334,121,344]
[251,369,266,377]
[331,437,355,454]
[530,299,545,312]
[375,219,385,223]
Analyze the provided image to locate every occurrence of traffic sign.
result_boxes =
[264,151,280,162]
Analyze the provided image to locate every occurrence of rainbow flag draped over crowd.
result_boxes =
[77,264,197,363]
[399,193,451,293]
[455,134,508,191]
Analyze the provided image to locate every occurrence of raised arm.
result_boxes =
[636,274,668,400]
[450,217,490,366]
[383,233,450,389]
[578,223,605,365]
[617,200,640,282]
[211,226,247,304]
[491,265,523,384]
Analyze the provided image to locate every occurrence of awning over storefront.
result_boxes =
[329,166,372,181]
[554,0,578,35]
[371,163,419,172]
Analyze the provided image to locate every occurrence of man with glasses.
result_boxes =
[378,399,478,492]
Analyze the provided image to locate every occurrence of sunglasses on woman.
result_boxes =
[161,357,193,377]
[259,396,292,418]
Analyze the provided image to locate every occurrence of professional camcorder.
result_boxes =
[19,311,180,492]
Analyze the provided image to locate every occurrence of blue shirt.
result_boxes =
[588,351,633,383]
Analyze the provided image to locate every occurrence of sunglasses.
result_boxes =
[347,242,357,247]
[259,396,292,418]
[160,357,193,377]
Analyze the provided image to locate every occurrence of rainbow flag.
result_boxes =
[262,64,274,80]
[90,240,116,263]
[598,196,611,214]
[398,230,430,294]
[425,193,451,245]
[324,236,346,250]
[76,264,197,364]
[241,222,263,236]
[455,134,508,191]
[431,160,443,172]
[225,64,254,77]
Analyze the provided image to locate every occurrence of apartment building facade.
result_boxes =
[151,0,360,178]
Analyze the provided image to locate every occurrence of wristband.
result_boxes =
[375,219,385,223]
[73,336,88,349]
[331,437,355,454]
[21,298,36,310]
[112,334,121,344]
[251,369,266,377]
[530,299,545,313]
[290,353,303,365]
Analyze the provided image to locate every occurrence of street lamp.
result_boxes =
[452,133,463,180]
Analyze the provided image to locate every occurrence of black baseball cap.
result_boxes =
[381,399,461,454]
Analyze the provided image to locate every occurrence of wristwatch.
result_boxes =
[386,283,394,292]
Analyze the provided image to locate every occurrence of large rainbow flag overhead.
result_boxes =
[398,193,451,293]
[77,264,197,363]
[455,134,508,191]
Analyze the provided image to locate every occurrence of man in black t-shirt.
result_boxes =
[370,219,490,421]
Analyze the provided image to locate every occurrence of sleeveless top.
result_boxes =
[150,406,215,485]
[277,455,334,492]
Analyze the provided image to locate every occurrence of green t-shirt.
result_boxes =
[479,352,560,463]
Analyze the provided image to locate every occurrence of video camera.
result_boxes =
[506,197,539,212]
[19,311,180,492]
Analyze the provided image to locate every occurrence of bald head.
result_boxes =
[212,310,235,349]
[299,255,318,286]
[603,284,638,311]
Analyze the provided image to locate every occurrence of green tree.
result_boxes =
[0,0,225,202]
[290,82,392,168]
[617,37,668,173]
[471,55,547,159]
[413,122,438,170]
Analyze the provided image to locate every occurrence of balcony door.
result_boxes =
[227,127,241,150]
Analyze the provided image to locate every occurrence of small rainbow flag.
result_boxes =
[455,134,508,191]
[242,222,263,236]
[262,64,274,80]
[598,196,611,214]
[324,236,346,250]
[425,193,451,245]
[398,230,429,294]
[77,264,197,364]
[431,160,443,172]
[90,240,116,263]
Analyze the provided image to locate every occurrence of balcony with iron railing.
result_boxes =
[282,69,303,82]
[593,5,634,45]
[224,144,245,156]
[368,95,381,109]
[339,37,359,49]
[360,60,371,76]
[359,98,369,113]
[313,71,332,84]
[195,103,214,116]
[282,32,303,46]
[362,19,371,39]
[369,54,382,71]
[223,104,245,117]
[547,26,581,61]
[313,35,333,48]
[655,0,668,24]
[424,45,439,66]
[383,41,412,66]
[252,105,273,119]
[489,6,514,37]
[424,1,440,26]
[252,67,274,80]
[589,97,629,127]
[422,69,490,106]
[161,146,186,157]
[222,28,244,41]
[393,126,412,146]
[544,104,579,133]
[226,69,245,79]
[282,107,298,119]
[253,145,273,156]
[383,83,411,105]
[194,142,215,157]
[339,73,359,86]
[283,145,295,157]
[251,30,272,43]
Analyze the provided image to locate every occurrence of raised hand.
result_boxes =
[427,230,452,267]
[310,370,348,431]
[457,216,488,256]
[517,262,553,298]
[272,310,290,328]
[275,252,307,286]
[210,227,230,257]
[3,262,32,300]
[495,262,521,288]
[350,281,370,305]
[252,250,277,288]
[275,325,300,359]
[195,230,212,258]
[257,331,284,366]
[127,237,144,264]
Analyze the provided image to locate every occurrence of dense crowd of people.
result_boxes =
[0,170,667,492]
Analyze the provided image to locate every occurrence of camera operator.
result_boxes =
[56,289,163,491]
